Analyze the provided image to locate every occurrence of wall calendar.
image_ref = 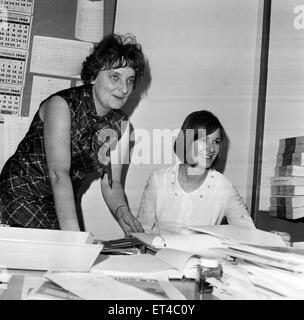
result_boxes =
[0,0,33,117]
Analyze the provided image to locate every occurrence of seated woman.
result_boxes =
[137,110,255,234]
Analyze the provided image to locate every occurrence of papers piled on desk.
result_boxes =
[131,232,224,255]
[187,225,286,247]
[20,272,185,300]
[3,271,186,300]
[208,244,304,299]
[91,248,204,279]
[132,225,286,256]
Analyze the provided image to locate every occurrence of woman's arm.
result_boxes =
[41,96,80,231]
[225,184,255,229]
[101,166,144,236]
[100,121,144,236]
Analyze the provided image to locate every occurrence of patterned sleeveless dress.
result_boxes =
[0,84,128,229]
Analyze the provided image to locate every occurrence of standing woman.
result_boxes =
[0,33,145,236]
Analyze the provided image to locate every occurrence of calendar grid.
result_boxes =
[0,0,34,117]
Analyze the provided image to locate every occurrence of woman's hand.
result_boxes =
[115,206,144,237]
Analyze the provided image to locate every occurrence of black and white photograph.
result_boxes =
[0,0,304,309]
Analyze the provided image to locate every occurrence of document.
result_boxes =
[188,225,286,247]
[156,248,200,279]
[0,116,30,171]
[30,36,93,77]
[132,232,224,254]
[90,253,183,279]
[211,258,304,300]
[91,247,225,280]
[26,279,82,300]
[46,272,185,300]
[28,76,71,122]
[75,0,104,42]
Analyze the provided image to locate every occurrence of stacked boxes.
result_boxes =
[270,136,304,219]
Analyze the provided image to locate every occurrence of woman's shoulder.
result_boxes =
[209,169,232,186]
[50,85,85,99]
[150,165,176,181]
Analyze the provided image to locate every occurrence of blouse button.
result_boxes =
[200,194,203,198]
[175,192,178,196]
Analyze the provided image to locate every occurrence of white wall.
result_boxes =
[259,0,304,210]
[82,0,263,239]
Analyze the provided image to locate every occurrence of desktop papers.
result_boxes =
[45,272,185,300]
[209,252,304,299]
[90,253,183,279]
[188,225,286,247]
[132,232,224,255]
[91,248,210,279]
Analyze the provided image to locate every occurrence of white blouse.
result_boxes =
[137,163,255,233]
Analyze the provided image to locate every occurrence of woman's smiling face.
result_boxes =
[188,128,221,169]
[93,66,135,115]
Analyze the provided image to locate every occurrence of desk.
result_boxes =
[0,266,215,300]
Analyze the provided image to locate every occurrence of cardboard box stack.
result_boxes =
[270,136,304,219]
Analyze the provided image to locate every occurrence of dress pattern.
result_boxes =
[0,84,127,229]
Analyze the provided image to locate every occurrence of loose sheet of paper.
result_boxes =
[156,248,200,278]
[28,75,71,122]
[91,253,182,279]
[188,225,286,247]
[30,36,93,77]
[75,0,104,43]
[0,116,29,171]
[46,272,172,300]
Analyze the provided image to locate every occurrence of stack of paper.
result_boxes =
[209,243,304,299]
[91,248,207,279]
[91,253,182,279]
[271,136,304,219]
[131,232,224,255]
[188,225,286,247]
[0,227,102,272]
[132,225,286,256]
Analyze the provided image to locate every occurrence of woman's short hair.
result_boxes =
[81,33,145,85]
[174,110,224,165]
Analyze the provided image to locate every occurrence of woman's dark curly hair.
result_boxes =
[81,33,145,85]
